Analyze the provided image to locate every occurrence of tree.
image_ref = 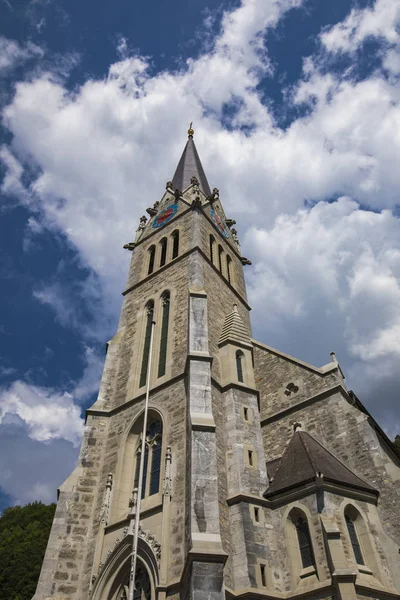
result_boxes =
[394,435,400,451]
[0,502,56,600]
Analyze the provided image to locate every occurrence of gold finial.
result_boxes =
[188,122,194,138]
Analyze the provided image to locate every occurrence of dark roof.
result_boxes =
[171,137,211,196]
[264,430,377,498]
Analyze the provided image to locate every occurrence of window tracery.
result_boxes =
[134,419,163,499]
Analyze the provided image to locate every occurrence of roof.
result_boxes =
[219,305,251,346]
[171,136,211,196]
[264,430,377,498]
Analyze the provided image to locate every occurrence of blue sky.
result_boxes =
[1,0,400,509]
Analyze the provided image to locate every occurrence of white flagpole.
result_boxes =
[128,317,156,600]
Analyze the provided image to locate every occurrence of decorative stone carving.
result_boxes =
[123,242,137,251]
[206,187,219,204]
[174,188,182,200]
[99,473,113,525]
[166,180,173,189]
[163,446,172,496]
[146,201,160,217]
[226,218,236,228]
[240,256,252,266]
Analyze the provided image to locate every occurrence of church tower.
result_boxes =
[35,127,400,600]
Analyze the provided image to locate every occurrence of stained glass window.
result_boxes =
[119,563,151,600]
[209,235,215,264]
[218,245,223,272]
[139,303,154,388]
[133,419,162,500]
[172,230,179,259]
[157,293,170,378]
[346,514,364,565]
[296,517,315,569]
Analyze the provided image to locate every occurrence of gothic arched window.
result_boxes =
[118,562,151,600]
[236,350,244,383]
[147,246,155,275]
[159,238,168,267]
[209,235,215,265]
[139,302,154,388]
[158,292,170,378]
[295,516,315,569]
[345,513,364,565]
[171,230,179,259]
[218,245,224,273]
[226,255,232,284]
[133,419,163,499]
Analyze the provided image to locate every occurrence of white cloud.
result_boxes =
[320,0,400,55]
[0,0,400,448]
[0,36,43,73]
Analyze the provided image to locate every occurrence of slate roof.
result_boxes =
[264,430,377,498]
[219,305,252,346]
[171,136,212,196]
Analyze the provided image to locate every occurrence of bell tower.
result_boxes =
[35,126,400,600]
[34,125,256,600]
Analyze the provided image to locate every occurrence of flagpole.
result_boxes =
[128,318,156,600]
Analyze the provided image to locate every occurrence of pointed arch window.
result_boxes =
[296,517,315,569]
[147,246,156,275]
[236,350,244,383]
[118,562,151,600]
[133,419,163,500]
[345,513,364,565]
[226,255,232,284]
[159,238,168,267]
[209,235,215,265]
[139,302,154,388]
[158,292,170,378]
[171,230,179,259]
[218,245,224,273]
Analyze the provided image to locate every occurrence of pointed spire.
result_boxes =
[171,125,211,196]
[219,304,251,347]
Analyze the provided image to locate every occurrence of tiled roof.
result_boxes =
[171,136,211,196]
[264,430,377,497]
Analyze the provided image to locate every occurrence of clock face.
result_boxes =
[210,209,230,238]
[152,204,178,229]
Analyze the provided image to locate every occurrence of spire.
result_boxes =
[171,125,212,196]
[219,304,251,347]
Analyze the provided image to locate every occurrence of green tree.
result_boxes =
[394,435,400,451]
[0,501,56,600]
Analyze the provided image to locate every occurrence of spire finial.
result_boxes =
[188,122,194,138]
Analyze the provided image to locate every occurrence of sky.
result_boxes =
[0,0,400,510]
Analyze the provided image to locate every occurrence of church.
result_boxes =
[34,126,400,600]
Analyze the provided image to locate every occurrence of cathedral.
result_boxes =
[34,127,400,600]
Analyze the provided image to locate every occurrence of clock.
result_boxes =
[210,209,230,238]
[152,204,178,229]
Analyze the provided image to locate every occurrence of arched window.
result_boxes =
[236,350,244,383]
[133,419,163,499]
[118,562,151,600]
[147,246,155,275]
[159,238,167,267]
[226,255,232,284]
[218,245,224,273]
[295,516,315,569]
[171,230,179,259]
[139,302,154,388]
[158,292,170,377]
[345,513,364,565]
[209,235,215,265]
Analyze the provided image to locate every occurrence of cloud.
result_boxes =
[0,36,43,73]
[0,0,400,459]
[320,0,400,55]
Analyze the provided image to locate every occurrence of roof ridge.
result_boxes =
[298,431,318,474]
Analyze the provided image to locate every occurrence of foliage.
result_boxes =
[0,501,56,600]
[394,435,400,451]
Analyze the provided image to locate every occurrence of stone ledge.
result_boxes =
[190,412,216,431]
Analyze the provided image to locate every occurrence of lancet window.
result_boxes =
[218,244,224,273]
[171,230,179,259]
[345,513,364,565]
[159,238,167,267]
[295,516,315,569]
[133,419,163,499]
[158,292,170,377]
[236,350,244,383]
[139,302,154,388]
[147,246,156,275]
[209,235,215,265]
[226,255,232,284]
[118,563,151,600]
